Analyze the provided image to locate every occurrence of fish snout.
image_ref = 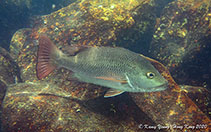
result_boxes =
[153,82,169,91]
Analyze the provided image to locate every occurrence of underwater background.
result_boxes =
[0,0,210,131]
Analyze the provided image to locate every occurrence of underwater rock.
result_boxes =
[2,0,210,131]
[10,28,33,60]
[1,82,151,132]
[112,0,173,54]
[0,2,30,50]
[149,0,211,88]
[0,47,21,130]
[2,0,164,131]
[0,47,21,85]
[180,85,211,117]
[129,57,211,131]
[0,47,21,104]
[0,80,7,108]
[0,0,75,50]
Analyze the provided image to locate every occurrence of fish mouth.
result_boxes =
[151,82,169,91]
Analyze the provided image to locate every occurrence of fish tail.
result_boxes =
[36,35,61,80]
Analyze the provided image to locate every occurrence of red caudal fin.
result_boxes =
[36,35,59,80]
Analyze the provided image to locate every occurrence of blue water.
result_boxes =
[0,0,76,50]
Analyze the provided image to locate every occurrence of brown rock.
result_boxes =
[2,0,169,131]
[1,82,154,132]
[130,56,211,131]
[180,85,211,118]
[2,0,210,131]
[0,47,21,105]
[149,0,211,88]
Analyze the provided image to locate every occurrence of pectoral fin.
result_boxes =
[95,76,127,84]
[104,89,124,98]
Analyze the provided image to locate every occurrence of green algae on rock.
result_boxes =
[2,0,211,131]
[180,85,211,118]
[0,47,21,85]
[149,0,211,88]
[2,82,152,132]
[0,47,22,126]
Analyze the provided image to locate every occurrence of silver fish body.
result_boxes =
[56,46,167,92]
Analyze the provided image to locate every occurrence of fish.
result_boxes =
[36,35,168,97]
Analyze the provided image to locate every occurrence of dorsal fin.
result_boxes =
[65,45,90,56]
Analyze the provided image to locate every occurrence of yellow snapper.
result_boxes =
[36,35,168,97]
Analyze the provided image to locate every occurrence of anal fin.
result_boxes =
[104,89,124,98]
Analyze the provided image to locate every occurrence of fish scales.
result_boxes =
[60,47,146,78]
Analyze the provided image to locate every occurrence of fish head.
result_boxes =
[128,66,168,92]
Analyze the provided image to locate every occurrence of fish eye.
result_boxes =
[146,72,155,79]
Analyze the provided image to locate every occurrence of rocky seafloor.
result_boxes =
[0,0,210,131]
